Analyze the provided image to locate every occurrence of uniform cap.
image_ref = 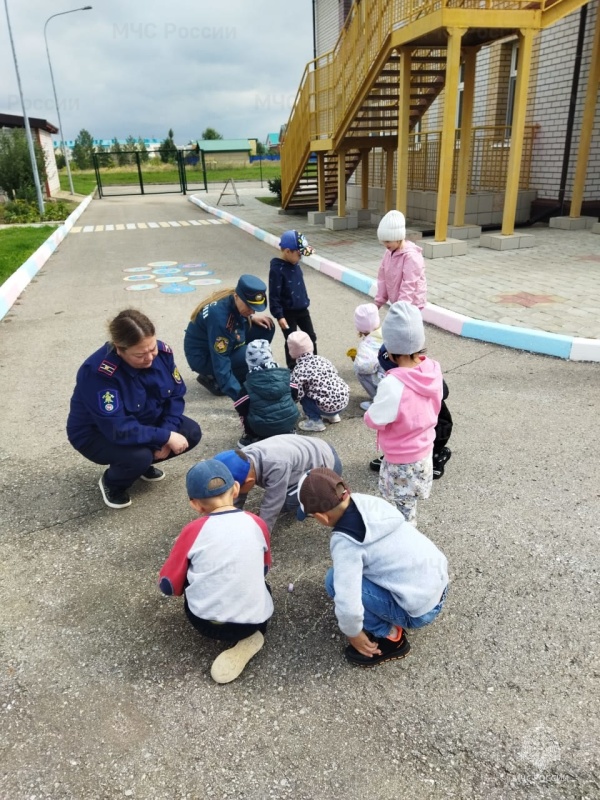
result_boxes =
[297,467,350,521]
[186,459,234,499]
[213,450,251,484]
[235,274,267,312]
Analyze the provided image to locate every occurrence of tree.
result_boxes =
[160,128,177,163]
[111,137,128,167]
[201,127,223,140]
[71,128,95,170]
[256,141,266,156]
[0,128,47,201]
[124,134,138,165]
[137,137,149,163]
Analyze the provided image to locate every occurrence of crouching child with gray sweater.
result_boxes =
[297,468,448,667]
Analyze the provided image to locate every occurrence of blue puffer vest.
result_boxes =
[245,367,299,437]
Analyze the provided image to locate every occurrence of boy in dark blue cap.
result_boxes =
[159,459,273,683]
[269,230,318,369]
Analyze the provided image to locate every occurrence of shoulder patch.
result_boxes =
[214,336,228,354]
[98,389,120,413]
[158,341,172,353]
[173,366,183,384]
[98,360,118,376]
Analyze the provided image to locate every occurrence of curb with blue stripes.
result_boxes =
[188,195,599,363]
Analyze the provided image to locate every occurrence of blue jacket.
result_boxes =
[238,367,299,437]
[67,341,186,449]
[268,257,310,319]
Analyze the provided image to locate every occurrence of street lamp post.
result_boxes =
[3,0,45,214]
[44,6,92,195]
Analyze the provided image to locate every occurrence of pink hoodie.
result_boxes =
[374,240,427,310]
[364,356,442,463]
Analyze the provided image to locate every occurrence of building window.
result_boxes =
[506,43,519,131]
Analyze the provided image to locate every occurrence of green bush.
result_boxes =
[268,177,282,201]
[2,199,73,223]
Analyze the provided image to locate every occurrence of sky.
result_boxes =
[1,0,315,145]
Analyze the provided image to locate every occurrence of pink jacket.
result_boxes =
[374,241,427,310]
[364,356,442,463]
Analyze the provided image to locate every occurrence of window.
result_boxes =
[506,43,519,131]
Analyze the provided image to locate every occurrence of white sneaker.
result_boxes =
[360,401,372,411]
[298,418,326,432]
[210,631,264,684]
[322,414,341,424]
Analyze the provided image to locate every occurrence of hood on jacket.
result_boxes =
[389,357,441,400]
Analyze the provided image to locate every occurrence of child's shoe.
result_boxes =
[140,466,165,482]
[237,434,260,448]
[369,456,382,472]
[344,630,411,668]
[210,631,264,684]
[360,401,372,411]
[322,414,341,424]
[299,419,326,432]
[433,447,452,480]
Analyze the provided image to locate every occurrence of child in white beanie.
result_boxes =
[288,331,350,433]
[375,210,427,310]
[349,303,386,411]
[364,301,443,525]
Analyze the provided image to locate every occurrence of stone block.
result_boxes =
[548,215,597,231]
[447,224,482,240]
[591,222,600,234]
[421,238,466,259]
[325,216,349,230]
[479,232,535,251]
[307,211,334,225]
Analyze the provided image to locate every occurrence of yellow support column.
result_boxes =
[570,6,600,217]
[385,148,395,212]
[435,28,464,241]
[360,149,370,210]
[502,29,534,236]
[317,152,326,213]
[396,48,412,214]
[337,150,346,217]
[454,48,477,227]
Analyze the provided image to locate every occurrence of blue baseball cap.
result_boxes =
[213,450,251,485]
[279,230,314,256]
[235,274,267,312]
[186,459,234,499]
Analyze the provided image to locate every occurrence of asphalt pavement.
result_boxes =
[0,192,598,800]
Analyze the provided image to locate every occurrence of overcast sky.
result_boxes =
[1,0,315,144]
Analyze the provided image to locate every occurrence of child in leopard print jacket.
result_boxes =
[288,331,350,433]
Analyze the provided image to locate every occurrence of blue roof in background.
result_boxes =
[266,132,279,145]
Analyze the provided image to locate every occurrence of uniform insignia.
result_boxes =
[226,313,235,332]
[98,389,120,413]
[214,336,228,354]
[173,366,182,384]
[98,360,118,376]
[159,341,172,353]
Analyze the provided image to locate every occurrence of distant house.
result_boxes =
[197,139,252,167]
[0,112,60,197]
[266,132,280,154]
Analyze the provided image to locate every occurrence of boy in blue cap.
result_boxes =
[159,459,273,683]
[269,230,317,369]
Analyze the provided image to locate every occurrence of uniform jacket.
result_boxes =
[67,341,186,450]
[364,355,442,463]
[374,241,427,309]
[183,295,251,400]
[291,353,350,414]
[159,509,274,625]
[235,367,299,437]
[268,256,310,319]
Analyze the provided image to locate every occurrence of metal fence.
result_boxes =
[92,149,208,197]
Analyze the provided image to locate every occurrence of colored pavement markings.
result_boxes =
[494,292,561,308]
[67,219,227,233]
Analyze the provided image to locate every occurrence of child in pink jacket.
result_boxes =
[374,210,427,310]
[364,302,442,524]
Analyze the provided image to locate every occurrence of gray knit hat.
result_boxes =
[245,339,278,371]
[382,301,425,355]
[377,210,406,242]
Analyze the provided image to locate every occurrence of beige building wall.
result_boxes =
[315,0,340,56]
[37,129,60,198]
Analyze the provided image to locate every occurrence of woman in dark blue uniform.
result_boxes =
[67,309,202,509]
[183,274,275,401]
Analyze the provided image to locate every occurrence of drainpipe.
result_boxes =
[312,0,317,60]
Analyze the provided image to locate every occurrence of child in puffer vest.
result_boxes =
[234,340,299,447]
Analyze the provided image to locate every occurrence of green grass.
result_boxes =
[0,226,58,284]
[256,195,281,207]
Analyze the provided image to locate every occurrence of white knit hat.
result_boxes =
[377,210,406,242]
[382,301,425,355]
[354,303,380,334]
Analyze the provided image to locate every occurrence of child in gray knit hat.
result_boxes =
[375,210,427,311]
[363,302,443,525]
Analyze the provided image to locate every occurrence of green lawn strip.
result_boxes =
[0,226,58,284]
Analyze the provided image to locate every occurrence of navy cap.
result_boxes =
[279,230,314,256]
[235,274,267,312]
[186,459,234,499]
[213,450,251,484]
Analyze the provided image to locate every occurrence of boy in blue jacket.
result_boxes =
[269,230,317,369]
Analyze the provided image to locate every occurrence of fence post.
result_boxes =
[136,151,145,195]
[92,152,103,199]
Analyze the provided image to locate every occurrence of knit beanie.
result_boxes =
[287,331,314,359]
[245,339,278,371]
[382,301,425,355]
[354,303,380,334]
[377,210,406,242]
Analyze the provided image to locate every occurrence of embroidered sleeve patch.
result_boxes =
[213,336,228,354]
[159,341,172,353]
[173,366,182,384]
[98,360,118,376]
[98,389,120,413]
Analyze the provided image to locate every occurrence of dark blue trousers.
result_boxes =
[76,415,202,490]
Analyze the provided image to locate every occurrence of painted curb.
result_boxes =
[0,193,94,322]
[188,194,600,362]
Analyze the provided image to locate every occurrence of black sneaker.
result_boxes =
[369,456,382,472]
[141,466,165,482]
[196,373,224,396]
[98,472,132,509]
[344,630,411,668]
[433,447,452,480]
[237,434,260,448]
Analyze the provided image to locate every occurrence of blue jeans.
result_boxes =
[325,568,448,638]
[301,396,347,422]
[281,445,343,513]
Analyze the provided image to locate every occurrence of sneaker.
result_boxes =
[322,414,341,424]
[344,630,411,668]
[237,434,260,448]
[140,465,165,482]
[196,373,224,396]
[369,456,382,472]
[298,418,326,432]
[360,401,372,411]
[98,472,131,509]
[210,631,264,684]
[433,447,452,480]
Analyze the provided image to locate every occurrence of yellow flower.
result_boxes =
[346,347,357,361]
